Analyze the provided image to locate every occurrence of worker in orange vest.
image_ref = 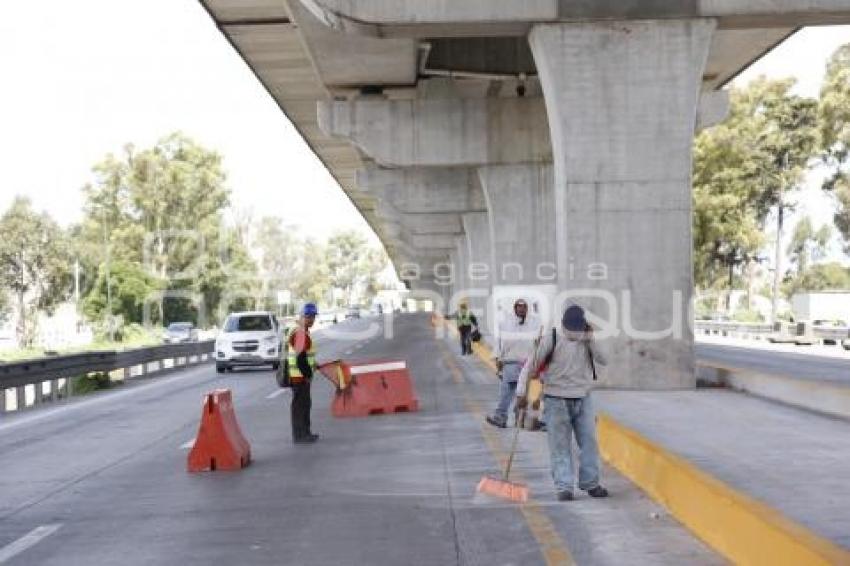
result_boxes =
[286,303,319,444]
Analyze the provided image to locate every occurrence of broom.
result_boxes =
[476,408,529,503]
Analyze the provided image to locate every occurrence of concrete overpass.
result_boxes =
[197,0,850,389]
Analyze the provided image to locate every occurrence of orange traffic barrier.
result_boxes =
[324,360,419,418]
[187,389,251,472]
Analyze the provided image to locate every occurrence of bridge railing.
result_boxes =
[695,321,850,346]
[0,340,215,414]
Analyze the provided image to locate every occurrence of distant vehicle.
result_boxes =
[345,306,361,320]
[813,319,847,327]
[163,322,198,343]
[215,311,282,373]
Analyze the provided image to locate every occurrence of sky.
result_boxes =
[0,4,848,260]
[0,0,377,243]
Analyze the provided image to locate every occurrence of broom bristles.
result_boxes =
[477,476,529,503]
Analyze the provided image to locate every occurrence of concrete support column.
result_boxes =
[480,164,559,323]
[453,237,470,310]
[530,19,716,388]
[462,212,492,335]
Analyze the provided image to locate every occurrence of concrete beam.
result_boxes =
[286,0,417,87]
[319,97,551,167]
[358,167,487,214]
[301,0,850,30]
[375,202,463,234]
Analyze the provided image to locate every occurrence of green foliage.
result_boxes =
[0,197,72,347]
[783,262,850,296]
[786,216,831,276]
[292,238,331,305]
[819,43,850,251]
[0,290,9,324]
[733,309,764,323]
[76,133,256,326]
[693,77,819,289]
[325,230,368,305]
[71,372,113,395]
[83,260,163,327]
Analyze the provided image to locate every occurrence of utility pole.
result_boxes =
[74,259,80,305]
[102,206,113,342]
[770,155,787,326]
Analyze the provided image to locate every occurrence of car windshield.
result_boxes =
[225,315,272,332]
[167,323,192,331]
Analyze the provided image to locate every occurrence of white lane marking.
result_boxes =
[0,524,62,563]
[266,389,286,400]
[349,361,406,375]
[179,439,195,450]
[343,349,353,355]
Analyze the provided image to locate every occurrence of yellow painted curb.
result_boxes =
[597,414,850,566]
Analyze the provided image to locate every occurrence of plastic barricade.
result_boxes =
[322,360,419,418]
[187,389,251,472]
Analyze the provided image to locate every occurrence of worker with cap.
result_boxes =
[287,303,319,444]
[516,304,609,501]
[486,298,541,428]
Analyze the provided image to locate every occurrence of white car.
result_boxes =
[215,311,282,373]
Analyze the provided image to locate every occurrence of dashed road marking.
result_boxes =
[344,349,353,355]
[266,389,286,400]
[179,439,195,450]
[0,524,63,563]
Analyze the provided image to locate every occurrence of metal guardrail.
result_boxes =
[695,321,850,346]
[0,340,215,413]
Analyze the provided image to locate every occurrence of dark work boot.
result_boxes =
[485,415,506,429]
[585,485,609,498]
[556,490,574,502]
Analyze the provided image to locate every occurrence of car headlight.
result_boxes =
[216,339,229,349]
[263,335,277,344]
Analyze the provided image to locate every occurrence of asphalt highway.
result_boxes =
[0,315,719,565]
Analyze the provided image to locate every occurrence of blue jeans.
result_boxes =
[493,362,521,423]
[543,394,601,492]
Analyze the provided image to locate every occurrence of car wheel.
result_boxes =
[216,364,226,374]
[271,362,280,370]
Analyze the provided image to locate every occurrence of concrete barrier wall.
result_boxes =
[697,363,850,420]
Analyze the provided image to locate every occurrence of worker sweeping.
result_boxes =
[516,304,609,502]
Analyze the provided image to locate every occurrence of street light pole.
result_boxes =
[770,156,787,325]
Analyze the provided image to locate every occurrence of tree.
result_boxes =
[79,133,258,325]
[783,262,850,296]
[693,77,819,312]
[252,216,302,311]
[0,197,71,346]
[359,247,390,299]
[83,260,163,329]
[292,238,330,305]
[0,290,10,325]
[819,43,850,252]
[325,230,369,305]
[786,216,831,276]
